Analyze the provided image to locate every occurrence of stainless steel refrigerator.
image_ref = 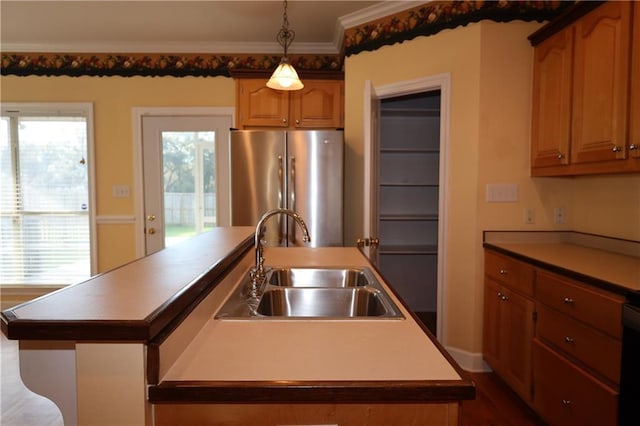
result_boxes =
[230,130,343,247]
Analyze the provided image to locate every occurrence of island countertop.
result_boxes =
[149,246,475,404]
[2,227,474,425]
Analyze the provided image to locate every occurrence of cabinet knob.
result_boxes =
[612,146,622,152]
[562,399,572,406]
[499,269,508,275]
[564,336,574,343]
[497,291,503,298]
[282,118,287,123]
[557,153,564,159]
[630,144,639,151]
[147,228,156,235]
[563,297,574,304]
[295,119,300,125]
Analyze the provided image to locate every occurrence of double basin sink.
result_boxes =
[216,267,404,319]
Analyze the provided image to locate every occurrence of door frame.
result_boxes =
[363,74,451,342]
[132,107,235,258]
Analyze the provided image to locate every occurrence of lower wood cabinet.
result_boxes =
[483,249,623,425]
[533,340,618,426]
[483,273,534,402]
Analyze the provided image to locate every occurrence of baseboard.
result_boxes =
[445,345,492,373]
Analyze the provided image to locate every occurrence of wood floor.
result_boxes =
[1,332,545,425]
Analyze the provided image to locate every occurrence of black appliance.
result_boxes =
[619,290,640,425]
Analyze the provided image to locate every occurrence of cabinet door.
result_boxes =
[482,279,503,372]
[630,2,640,160]
[290,80,343,128]
[533,340,618,426]
[501,288,534,401]
[571,1,631,164]
[531,27,573,168]
[236,79,289,128]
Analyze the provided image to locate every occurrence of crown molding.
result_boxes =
[334,1,426,50]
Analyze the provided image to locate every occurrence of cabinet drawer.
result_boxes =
[484,251,534,296]
[533,340,618,426]
[536,304,621,384]
[535,270,623,339]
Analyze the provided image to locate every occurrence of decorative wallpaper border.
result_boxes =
[0,53,343,78]
[1,1,573,78]
[343,0,574,56]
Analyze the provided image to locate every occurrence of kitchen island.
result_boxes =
[1,226,474,426]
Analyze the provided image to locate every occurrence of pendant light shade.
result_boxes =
[268,0,303,91]
[267,57,304,90]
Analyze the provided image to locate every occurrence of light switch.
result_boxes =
[486,183,518,202]
[112,185,130,198]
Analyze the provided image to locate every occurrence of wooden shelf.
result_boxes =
[380,214,438,221]
[380,182,438,187]
[381,108,440,117]
[379,245,438,255]
[381,148,440,154]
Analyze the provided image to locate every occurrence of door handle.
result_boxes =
[277,155,284,244]
[290,156,296,243]
[357,238,379,247]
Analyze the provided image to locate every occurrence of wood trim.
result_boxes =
[149,379,475,404]
[0,235,253,342]
[528,1,606,46]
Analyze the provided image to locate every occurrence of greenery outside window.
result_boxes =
[0,103,96,286]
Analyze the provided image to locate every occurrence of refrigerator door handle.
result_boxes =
[277,155,284,244]
[290,156,296,243]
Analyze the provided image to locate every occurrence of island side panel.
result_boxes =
[19,340,77,425]
[153,250,253,384]
[154,402,460,426]
[76,343,150,426]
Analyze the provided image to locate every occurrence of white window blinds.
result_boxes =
[1,112,92,285]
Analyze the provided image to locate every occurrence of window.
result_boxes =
[0,104,95,286]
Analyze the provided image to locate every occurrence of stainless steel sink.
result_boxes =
[215,266,404,320]
[268,267,368,288]
[257,287,390,317]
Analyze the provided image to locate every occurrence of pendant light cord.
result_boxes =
[276,0,294,57]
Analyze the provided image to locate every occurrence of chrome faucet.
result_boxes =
[249,208,310,293]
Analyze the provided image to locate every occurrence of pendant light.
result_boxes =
[267,0,304,91]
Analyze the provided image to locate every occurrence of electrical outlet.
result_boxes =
[524,208,535,224]
[554,207,566,224]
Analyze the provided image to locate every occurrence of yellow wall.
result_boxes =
[1,75,235,271]
[345,20,640,356]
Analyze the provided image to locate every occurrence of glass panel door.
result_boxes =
[142,115,231,255]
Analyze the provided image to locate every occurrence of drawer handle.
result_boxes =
[499,269,508,275]
[562,399,572,406]
[564,336,574,344]
[563,297,574,304]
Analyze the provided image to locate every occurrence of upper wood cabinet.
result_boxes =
[235,79,344,129]
[530,1,639,176]
[531,27,573,168]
